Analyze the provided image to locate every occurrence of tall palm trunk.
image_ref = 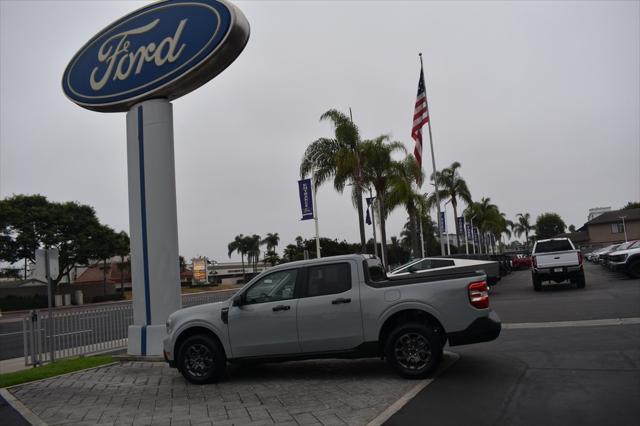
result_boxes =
[378,194,389,270]
[452,201,461,250]
[240,254,246,282]
[355,186,366,252]
[408,204,419,258]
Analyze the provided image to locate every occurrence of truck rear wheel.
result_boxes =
[177,334,226,384]
[532,274,542,292]
[576,271,586,289]
[385,322,442,379]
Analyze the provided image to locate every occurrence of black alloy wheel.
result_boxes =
[386,322,442,379]
[178,334,226,384]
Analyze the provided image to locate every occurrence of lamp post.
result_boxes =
[619,216,628,242]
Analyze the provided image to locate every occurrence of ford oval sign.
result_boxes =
[62,0,250,112]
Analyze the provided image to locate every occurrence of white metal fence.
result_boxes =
[23,289,237,366]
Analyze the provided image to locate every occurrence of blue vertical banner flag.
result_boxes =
[473,227,479,244]
[298,179,314,220]
[439,211,446,234]
[466,223,473,240]
[365,197,374,225]
[456,216,465,236]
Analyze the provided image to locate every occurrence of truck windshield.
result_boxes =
[535,240,573,253]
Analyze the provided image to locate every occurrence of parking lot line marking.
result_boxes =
[503,317,640,330]
[367,351,459,426]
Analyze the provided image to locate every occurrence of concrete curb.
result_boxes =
[0,388,47,426]
[367,351,460,426]
[4,361,120,390]
[113,355,164,362]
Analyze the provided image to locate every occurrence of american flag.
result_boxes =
[411,66,429,167]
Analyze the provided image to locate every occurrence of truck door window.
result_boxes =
[244,269,298,304]
[306,263,351,297]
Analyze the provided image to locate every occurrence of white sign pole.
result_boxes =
[312,177,321,258]
[126,98,182,356]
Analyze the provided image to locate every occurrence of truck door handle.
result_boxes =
[272,305,290,312]
[332,298,351,305]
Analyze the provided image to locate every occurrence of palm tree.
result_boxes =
[426,162,472,250]
[245,234,261,272]
[300,109,367,250]
[386,155,426,258]
[361,136,407,269]
[465,198,501,254]
[260,233,280,253]
[513,213,535,252]
[228,234,247,278]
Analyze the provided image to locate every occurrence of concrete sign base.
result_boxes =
[125,98,181,356]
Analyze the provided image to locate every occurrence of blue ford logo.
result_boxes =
[62,0,250,112]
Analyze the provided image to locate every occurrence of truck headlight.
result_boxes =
[166,317,174,334]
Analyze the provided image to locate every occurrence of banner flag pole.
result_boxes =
[419,53,445,256]
[312,176,321,258]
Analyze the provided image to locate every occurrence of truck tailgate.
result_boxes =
[535,251,579,268]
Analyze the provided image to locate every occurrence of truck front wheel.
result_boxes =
[385,323,442,379]
[177,334,226,384]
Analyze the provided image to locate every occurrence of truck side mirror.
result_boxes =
[232,295,243,307]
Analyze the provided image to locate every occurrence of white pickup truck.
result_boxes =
[163,254,501,383]
[531,238,585,291]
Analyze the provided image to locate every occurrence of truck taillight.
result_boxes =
[468,281,489,309]
[578,252,583,265]
[532,256,537,268]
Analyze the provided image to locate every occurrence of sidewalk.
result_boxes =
[4,354,457,426]
[0,357,27,375]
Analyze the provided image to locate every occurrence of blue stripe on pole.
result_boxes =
[138,106,151,326]
[298,179,314,220]
[141,326,147,356]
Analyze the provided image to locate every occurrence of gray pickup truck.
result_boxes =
[163,254,501,383]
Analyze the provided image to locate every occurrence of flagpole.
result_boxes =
[419,53,445,256]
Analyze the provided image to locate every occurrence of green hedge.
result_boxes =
[0,295,48,311]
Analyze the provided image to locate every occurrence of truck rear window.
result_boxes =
[535,240,573,253]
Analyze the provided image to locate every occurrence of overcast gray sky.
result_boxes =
[1,0,639,262]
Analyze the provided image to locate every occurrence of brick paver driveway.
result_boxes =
[7,357,438,425]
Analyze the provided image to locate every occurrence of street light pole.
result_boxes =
[620,216,628,242]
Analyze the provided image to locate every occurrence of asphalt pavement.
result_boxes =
[386,262,640,426]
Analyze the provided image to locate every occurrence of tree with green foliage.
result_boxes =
[513,212,535,251]
[260,233,280,253]
[0,195,126,294]
[361,136,406,269]
[535,212,566,239]
[386,155,426,258]
[426,162,472,249]
[622,201,640,210]
[464,198,502,254]
[227,234,247,279]
[300,109,367,250]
